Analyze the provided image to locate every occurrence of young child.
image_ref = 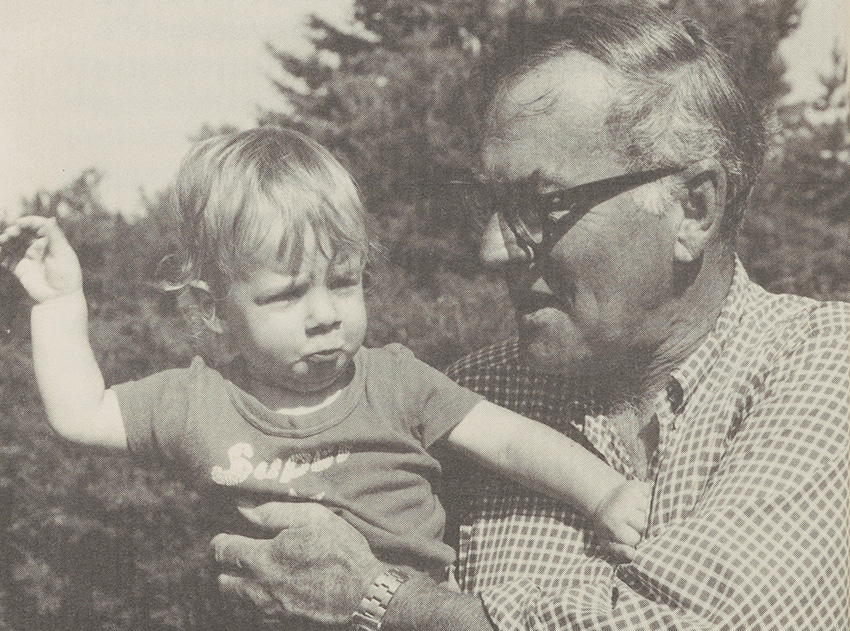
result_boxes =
[1,127,649,587]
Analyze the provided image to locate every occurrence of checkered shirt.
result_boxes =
[443,258,850,631]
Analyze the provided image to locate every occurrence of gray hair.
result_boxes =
[485,4,766,235]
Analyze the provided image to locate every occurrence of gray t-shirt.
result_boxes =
[113,343,482,577]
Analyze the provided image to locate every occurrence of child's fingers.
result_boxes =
[606,541,637,562]
[10,215,53,229]
[23,236,48,263]
[609,522,642,547]
[628,482,652,516]
[630,500,648,516]
[1,216,53,239]
[626,515,648,535]
[626,509,648,533]
[0,218,51,264]
[10,219,75,269]
[0,225,25,250]
[39,220,69,258]
[2,231,44,272]
[1,233,32,271]
[624,479,652,503]
[0,225,15,242]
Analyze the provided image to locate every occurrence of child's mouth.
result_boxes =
[306,349,343,362]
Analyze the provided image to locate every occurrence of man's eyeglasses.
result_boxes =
[451,166,684,261]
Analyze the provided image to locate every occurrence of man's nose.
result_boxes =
[479,213,531,268]
[305,289,341,334]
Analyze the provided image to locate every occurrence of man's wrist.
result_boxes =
[381,573,433,631]
[381,574,495,631]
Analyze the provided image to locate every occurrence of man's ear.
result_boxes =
[674,159,727,263]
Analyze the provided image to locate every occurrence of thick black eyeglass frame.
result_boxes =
[453,166,685,261]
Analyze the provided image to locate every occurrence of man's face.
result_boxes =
[480,54,681,377]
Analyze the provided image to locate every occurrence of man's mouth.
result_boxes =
[514,282,575,317]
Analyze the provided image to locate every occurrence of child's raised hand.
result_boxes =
[0,216,83,303]
[592,478,651,559]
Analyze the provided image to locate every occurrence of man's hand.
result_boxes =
[211,502,386,625]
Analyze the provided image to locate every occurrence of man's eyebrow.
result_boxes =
[476,170,541,187]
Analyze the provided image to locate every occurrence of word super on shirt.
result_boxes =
[113,344,482,578]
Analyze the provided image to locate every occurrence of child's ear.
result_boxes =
[177,280,224,334]
[674,159,727,263]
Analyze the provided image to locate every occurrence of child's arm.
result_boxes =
[0,216,127,448]
[446,400,649,548]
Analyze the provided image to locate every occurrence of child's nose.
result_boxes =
[305,289,341,334]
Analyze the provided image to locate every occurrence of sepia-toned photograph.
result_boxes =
[1,1,848,629]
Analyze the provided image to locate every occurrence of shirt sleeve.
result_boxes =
[382,344,484,449]
[111,362,196,463]
[478,320,850,631]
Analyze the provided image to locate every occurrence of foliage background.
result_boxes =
[1,1,848,629]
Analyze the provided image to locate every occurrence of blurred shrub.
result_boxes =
[740,49,850,299]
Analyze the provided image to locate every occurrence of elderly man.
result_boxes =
[212,5,849,630]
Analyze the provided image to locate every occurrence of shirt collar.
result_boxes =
[667,256,751,413]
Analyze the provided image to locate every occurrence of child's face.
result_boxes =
[220,230,367,397]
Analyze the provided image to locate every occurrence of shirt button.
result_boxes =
[666,380,684,413]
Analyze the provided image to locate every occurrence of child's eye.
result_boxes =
[328,274,361,291]
[256,284,307,305]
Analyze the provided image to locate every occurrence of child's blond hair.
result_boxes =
[170,127,369,297]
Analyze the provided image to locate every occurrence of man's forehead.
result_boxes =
[483,52,620,180]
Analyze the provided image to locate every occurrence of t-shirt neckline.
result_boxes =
[225,350,364,438]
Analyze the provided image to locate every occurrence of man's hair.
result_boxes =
[169,126,369,295]
[485,4,766,234]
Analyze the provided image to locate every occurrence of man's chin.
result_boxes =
[517,330,578,375]
[516,319,614,382]
[516,309,575,367]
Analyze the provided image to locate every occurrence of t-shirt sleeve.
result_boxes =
[379,344,484,449]
[111,362,195,463]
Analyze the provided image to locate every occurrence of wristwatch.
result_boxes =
[350,567,410,631]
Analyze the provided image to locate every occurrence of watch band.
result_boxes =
[350,568,410,631]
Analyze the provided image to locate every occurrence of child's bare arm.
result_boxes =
[446,400,649,547]
[0,216,126,448]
